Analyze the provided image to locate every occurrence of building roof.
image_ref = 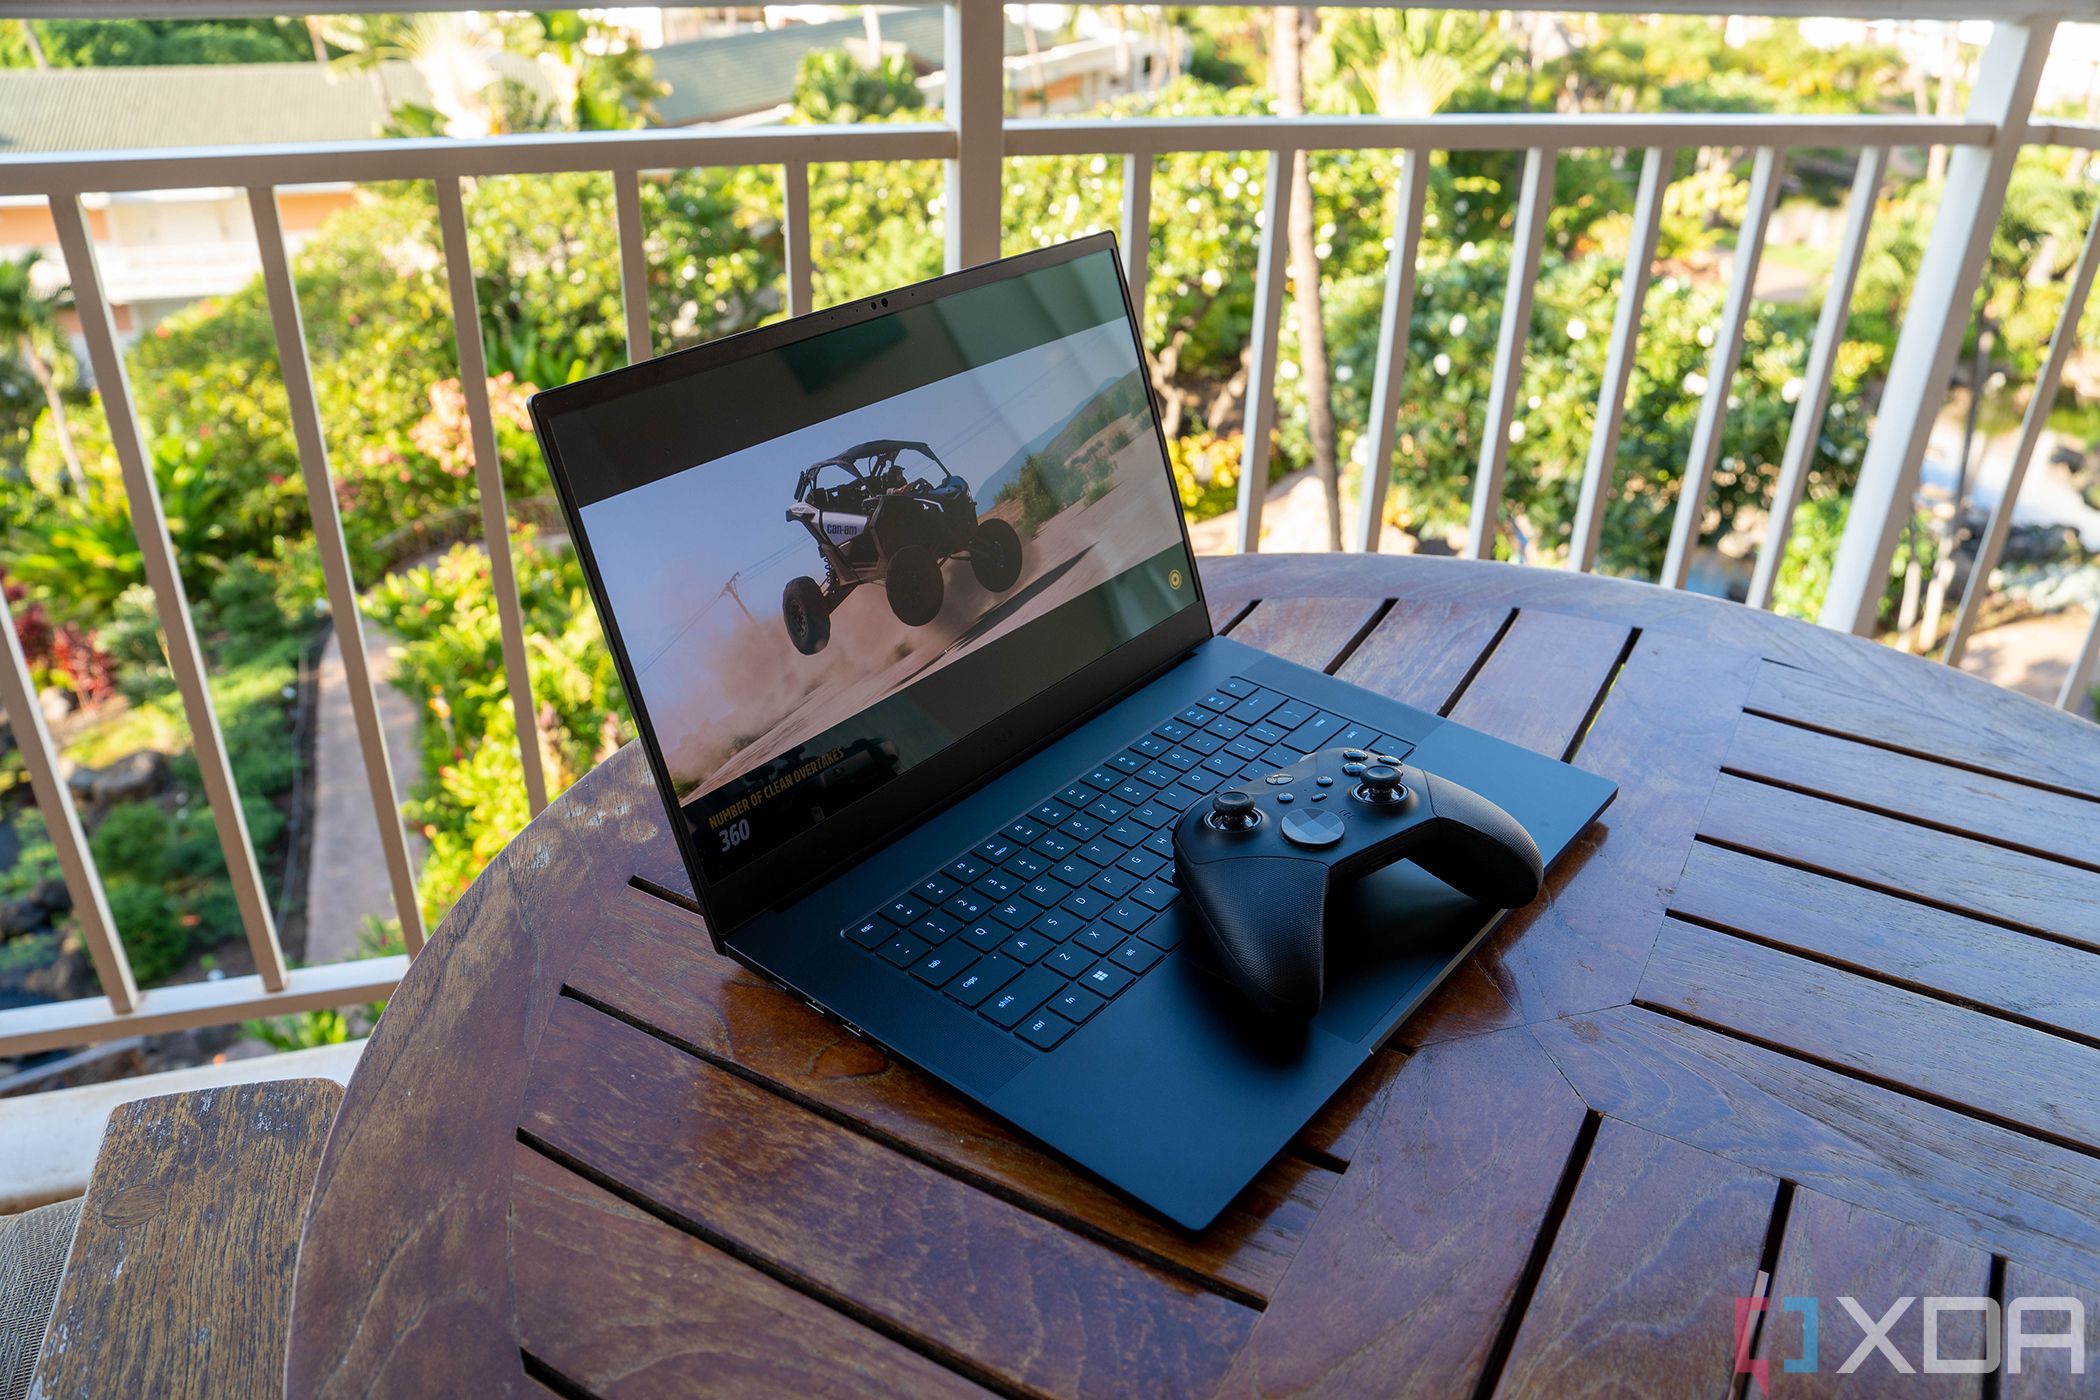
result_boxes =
[0,56,549,155]
[651,8,1026,125]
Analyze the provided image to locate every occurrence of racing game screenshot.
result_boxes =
[558,250,1197,885]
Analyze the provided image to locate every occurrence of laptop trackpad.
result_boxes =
[993,936,1362,1232]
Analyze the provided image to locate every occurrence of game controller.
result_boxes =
[1173,746,1544,1020]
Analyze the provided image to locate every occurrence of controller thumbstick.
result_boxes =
[1360,764,1403,803]
[1211,789,1257,830]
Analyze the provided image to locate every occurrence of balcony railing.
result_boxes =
[1,0,2097,1063]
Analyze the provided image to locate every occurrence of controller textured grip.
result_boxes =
[1411,772,1546,907]
[1180,856,1329,1020]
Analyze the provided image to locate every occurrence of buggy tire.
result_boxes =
[885,545,944,627]
[782,575,831,655]
[968,517,1023,592]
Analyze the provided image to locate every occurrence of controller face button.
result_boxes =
[1280,808,1346,848]
[1341,762,1365,777]
[1341,747,1368,761]
[1263,773,1293,785]
[1314,775,1334,787]
[1373,753,1401,765]
[1277,792,1295,804]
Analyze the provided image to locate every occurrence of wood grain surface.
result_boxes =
[283,554,2100,1398]
[33,1079,340,1400]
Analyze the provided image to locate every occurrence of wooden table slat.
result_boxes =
[1222,595,1389,673]
[523,995,1258,1398]
[1754,1187,1993,1400]
[1227,1028,1590,1399]
[1725,712,2100,870]
[1333,598,1515,716]
[510,1141,989,1400]
[1492,1116,1778,1399]
[1640,918,2100,1153]
[565,883,1334,1302]
[1700,774,2100,944]
[1670,842,2100,1044]
[1444,609,1633,760]
[2000,1263,2100,1399]
[1537,1006,2100,1290]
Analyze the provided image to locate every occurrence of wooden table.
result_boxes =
[284,555,2100,1398]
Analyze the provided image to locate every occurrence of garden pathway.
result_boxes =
[302,619,424,965]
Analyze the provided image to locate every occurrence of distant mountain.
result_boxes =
[973,367,1149,501]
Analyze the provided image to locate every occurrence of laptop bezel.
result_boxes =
[532,232,1214,946]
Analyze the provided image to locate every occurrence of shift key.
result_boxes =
[981,967,1067,1028]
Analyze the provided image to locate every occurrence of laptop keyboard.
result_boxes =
[838,675,1416,1052]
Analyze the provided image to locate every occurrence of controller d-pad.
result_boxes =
[1280,808,1346,848]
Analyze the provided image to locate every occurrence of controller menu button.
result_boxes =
[1263,773,1293,785]
[1280,808,1346,848]
[1341,747,1368,761]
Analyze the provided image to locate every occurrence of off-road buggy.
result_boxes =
[780,439,1023,655]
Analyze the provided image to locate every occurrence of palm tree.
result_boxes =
[1322,9,1511,118]
[0,252,88,497]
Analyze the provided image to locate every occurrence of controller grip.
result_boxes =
[1180,856,1329,1020]
[1409,772,1546,908]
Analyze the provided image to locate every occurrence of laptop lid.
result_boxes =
[533,234,1210,941]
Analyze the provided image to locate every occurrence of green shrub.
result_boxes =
[104,879,186,985]
[89,801,176,886]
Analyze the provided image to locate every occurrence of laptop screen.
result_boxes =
[541,243,1199,900]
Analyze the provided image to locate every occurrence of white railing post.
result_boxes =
[1570,145,1671,573]
[434,176,552,816]
[1821,20,2056,634]
[1234,148,1295,554]
[1120,153,1153,318]
[613,167,653,362]
[944,0,1004,271]
[1467,146,1556,560]
[782,159,815,317]
[49,195,289,992]
[2062,609,2100,712]
[1353,147,1428,554]
[1747,146,1886,610]
[249,186,429,956]
[1942,198,2100,665]
[1661,146,1783,589]
[0,589,137,1012]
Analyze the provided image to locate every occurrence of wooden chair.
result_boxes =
[10,1078,341,1400]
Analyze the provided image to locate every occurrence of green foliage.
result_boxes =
[2,18,311,68]
[792,48,926,124]
[103,880,185,986]
[244,916,401,1050]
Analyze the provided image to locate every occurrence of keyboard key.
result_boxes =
[1178,767,1226,793]
[1103,821,1148,848]
[883,895,926,926]
[983,967,1066,1027]
[1078,839,1122,868]
[1003,817,1045,845]
[1107,751,1145,774]
[1158,785,1207,812]
[1183,730,1226,756]
[1271,701,1315,730]
[1229,690,1283,723]
[1333,722,1379,751]
[1033,831,1077,859]
[911,948,976,987]
[1292,712,1346,748]
[944,854,990,884]
[1137,763,1179,790]
[1131,734,1169,758]
[1001,930,1053,964]
[1061,887,1111,919]
[1161,747,1200,772]
[1110,938,1165,973]
[1078,961,1137,998]
[1091,867,1139,897]
[1372,735,1415,762]
[1003,849,1050,881]
[1086,796,1129,824]
[1043,943,1094,977]
[1154,718,1194,743]
[1082,767,1121,791]
[1116,848,1165,878]
[845,915,895,948]
[1220,676,1258,697]
[947,954,1021,1007]
[1031,907,1084,940]
[957,922,1004,952]
[1018,1011,1078,1050]
[914,875,958,904]
[1262,742,1304,767]
[1177,705,1211,726]
[1226,735,1267,762]
[1132,802,1176,829]
[1073,921,1122,953]
[1143,829,1175,857]
[1050,857,1098,886]
[1205,716,1247,740]
[1058,782,1093,806]
[914,909,962,941]
[1201,752,1241,777]
[1197,690,1237,712]
[879,933,928,967]
[1104,901,1154,934]
[1131,878,1178,910]
[1246,720,1288,746]
[1031,801,1071,826]
[991,900,1038,930]
[1111,780,1151,806]
[1050,984,1108,1022]
[975,870,1019,900]
[1024,877,1072,907]
[1058,814,1102,842]
[974,834,1019,864]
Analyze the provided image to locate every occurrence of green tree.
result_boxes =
[1,18,310,68]
[792,47,926,124]
[0,252,86,496]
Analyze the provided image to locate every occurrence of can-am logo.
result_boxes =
[1734,1294,2085,1391]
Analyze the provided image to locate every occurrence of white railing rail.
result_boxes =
[1,2,2096,1062]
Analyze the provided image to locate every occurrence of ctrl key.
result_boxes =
[1018,1010,1078,1050]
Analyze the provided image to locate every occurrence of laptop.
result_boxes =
[531,231,1615,1231]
